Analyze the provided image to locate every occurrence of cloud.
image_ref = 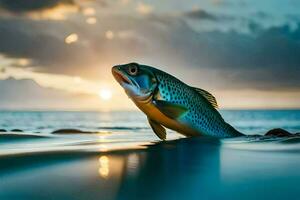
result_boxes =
[0,14,149,79]
[136,2,153,15]
[0,18,90,72]
[163,21,300,90]
[0,0,79,20]
[120,16,300,91]
[0,2,299,91]
[0,0,75,13]
[183,8,217,21]
[0,0,299,110]
[0,77,101,110]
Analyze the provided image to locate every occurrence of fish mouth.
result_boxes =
[112,65,152,102]
[112,66,132,86]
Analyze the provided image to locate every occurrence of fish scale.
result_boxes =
[154,69,242,137]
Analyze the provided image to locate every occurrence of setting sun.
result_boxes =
[99,89,112,100]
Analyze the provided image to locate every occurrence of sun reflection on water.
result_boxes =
[98,156,110,178]
[126,153,140,176]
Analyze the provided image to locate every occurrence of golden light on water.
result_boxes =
[86,17,97,24]
[99,156,110,178]
[127,153,140,175]
[99,156,109,164]
[65,33,78,44]
[99,89,112,101]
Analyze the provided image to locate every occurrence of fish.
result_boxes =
[112,62,244,140]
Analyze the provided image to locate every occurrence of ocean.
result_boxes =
[0,110,300,200]
[1,110,300,134]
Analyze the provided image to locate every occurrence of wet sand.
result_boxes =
[0,132,300,200]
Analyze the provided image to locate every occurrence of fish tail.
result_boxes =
[226,123,244,137]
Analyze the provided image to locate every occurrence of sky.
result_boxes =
[0,0,299,110]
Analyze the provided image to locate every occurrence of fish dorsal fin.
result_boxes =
[148,118,166,140]
[191,87,218,109]
[154,100,188,119]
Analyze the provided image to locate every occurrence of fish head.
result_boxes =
[112,63,158,102]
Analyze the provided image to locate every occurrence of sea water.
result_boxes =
[0,110,299,200]
[0,110,300,134]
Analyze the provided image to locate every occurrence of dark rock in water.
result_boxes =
[0,129,7,132]
[11,129,23,132]
[52,129,96,134]
[265,128,292,137]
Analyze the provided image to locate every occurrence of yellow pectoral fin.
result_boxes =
[148,118,166,140]
[153,100,188,119]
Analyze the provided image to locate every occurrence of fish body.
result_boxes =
[112,63,243,140]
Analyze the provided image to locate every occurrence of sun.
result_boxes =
[98,89,112,101]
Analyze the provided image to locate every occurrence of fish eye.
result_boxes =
[128,64,138,75]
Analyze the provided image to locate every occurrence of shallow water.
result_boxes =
[0,110,300,200]
[1,110,300,134]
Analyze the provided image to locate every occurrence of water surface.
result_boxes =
[0,110,299,200]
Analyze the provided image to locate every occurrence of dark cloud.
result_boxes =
[0,15,148,78]
[0,0,75,13]
[118,16,300,90]
[0,8,299,91]
[164,21,300,90]
[183,8,217,21]
[0,17,102,77]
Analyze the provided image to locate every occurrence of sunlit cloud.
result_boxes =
[86,17,97,24]
[117,30,136,39]
[0,1,78,20]
[136,2,153,15]
[105,30,114,39]
[120,0,131,5]
[73,76,82,83]
[0,55,135,111]
[65,33,78,44]
[0,64,100,95]
[82,7,96,16]
[17,58,31,67]
[26,4,78,20]
[218,89,300,109]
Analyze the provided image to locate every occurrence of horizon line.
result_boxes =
[1,108,300,112]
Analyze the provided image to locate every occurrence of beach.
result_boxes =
[0,111,300,200]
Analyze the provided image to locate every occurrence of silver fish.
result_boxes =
[112,62,243,140]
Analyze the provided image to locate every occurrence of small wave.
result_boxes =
[0,133,49,142]
[51,129,98,134]
[97,126,149,130]
[222,135,300,152]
